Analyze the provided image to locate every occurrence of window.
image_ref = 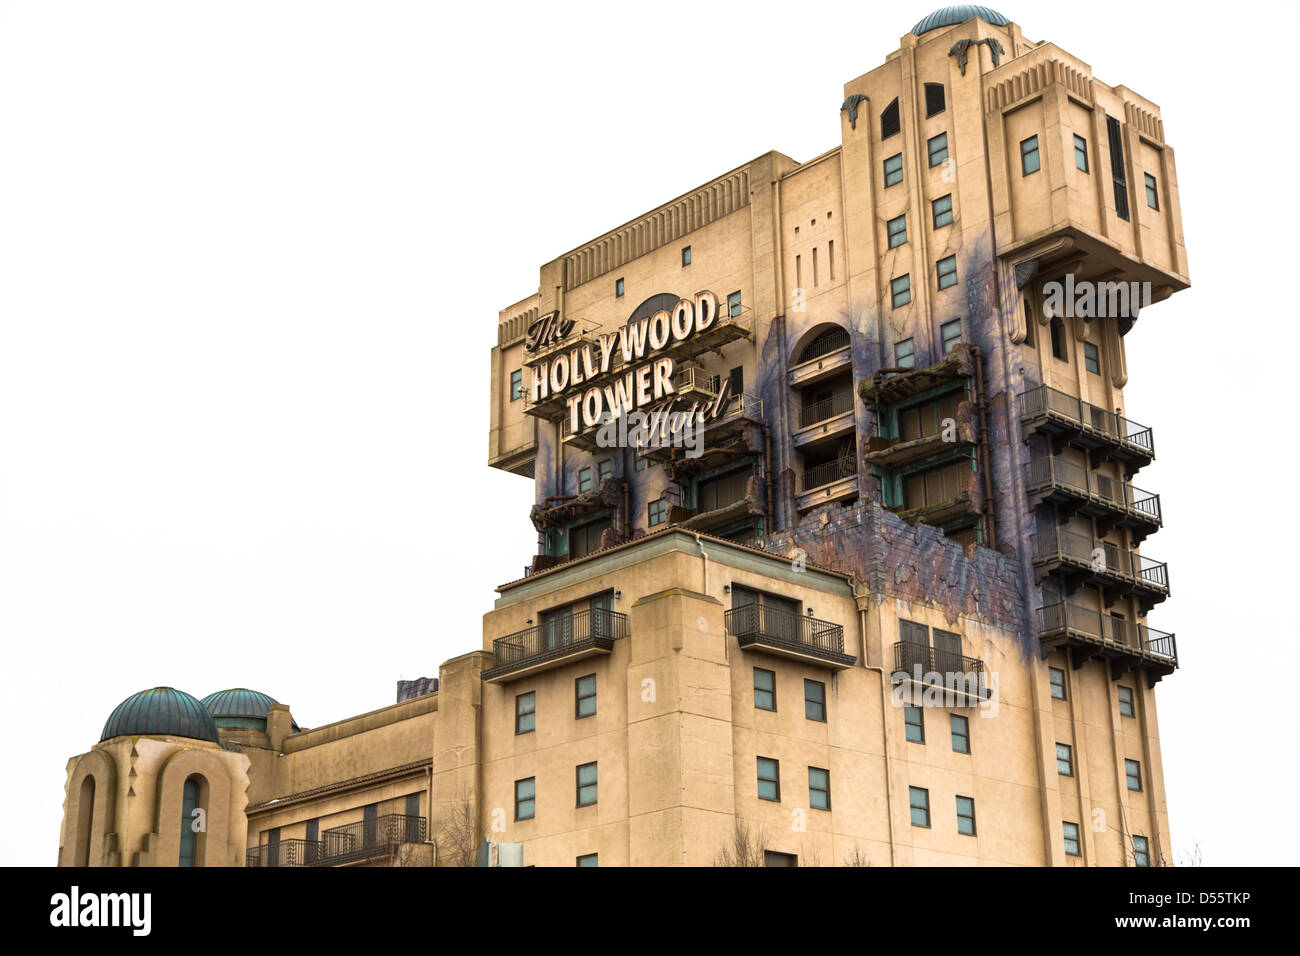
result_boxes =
[904,704,925,743]
[1063,821,1081,856]
[932,194,953,228]
[928,132,948,167]
[895,338,915,369]
[1125,758,1143,792]
[363,803,379,847]
[901,459,968,509]
[510,369,524,401]
[1118,686,1135,718]
[682,245,692,266]
[1074,134,1089,172]
[1084,342,1100,375]
[599,459,613,482]
[925,83,945,117]
[754,667,776,712]
[615,277,624,297]
[909,786,930,827]
[576,762,598,807]
[577,467,592,494]
[648,499,666,527]
[1132,835,1151,867]
[880,98,900,139]
[891,274,911,308]
[883,153,903,187]
[897,393,959,442]
[515,691,535,734]
[576,853,598,867]
[698,468,750,512]
[940,319,962,353]
[804,679,826,722]
[179,776,201,867]
[568,518,610,560]
[729,365,744,395]
[1049,667,1066,700]
[304,819,319,863]
[757,757,781,801]
[1106,115,1130,220]
[887,214,907,248]
[576,674,597,719]
[406,793,420,818]
[515,777,535,820]
[936,256,958,290]
[764,850,798,867]
[951,713,970,754]
[265,826,280,867]
[1056,743,1073,776]
[1049,317,1067,361]
[808,767,830,811]
[1145,172,1159,210]
[635,454,647,473]
[956,796,976,836]
[1021,135,1040,175]
[728,291,742,317]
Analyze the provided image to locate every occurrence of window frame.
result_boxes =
[804,679,826,722]
[928,131,949,168]
[515,777,536,821]
[1125,758,1143,792]
[936,255,958,291]
[1074,133,1089,172]
[950,713,970,754]
[1056,742,1074,777]
[576,853,598,867]
[1021,135,1041,176]
[753,667,776,712]
[728,291,742,317]
[1084,342,1101,375]
[615,277,625,298]
[757,756,781,802]
[681,245,692,266]
[909,786,931,828]
[932,193,953,228]
[1144,172,1159,210]
[956,795,976,836]
[515,691,536,735]
[904,704,925,743]
[894,337,915,369]
[648,498,666,527]
[891,274,911,309]
[1063,821,1081,856]
[1132,835,1151,867]
[808,766,831,811]
[575,673,597,720]
[887,213,907,249]
[509,369,524,402]
[883,153,903,188]
[1118,685,1135,718]
[576,761,598,808]
[1049,666,1067,700]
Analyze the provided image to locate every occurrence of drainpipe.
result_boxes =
[761,423,775,535]
[970,346,998,551]
[694,534,709,595]
[853,590,897,866]
[623,481,631,541]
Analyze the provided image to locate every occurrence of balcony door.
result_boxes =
[732,586,799,642]
[541,604,574,650]
[932,628,963,676]
[590,591,614,640]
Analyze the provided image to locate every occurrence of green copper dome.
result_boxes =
[912,5,1009,36]
[201,688,298,732]
[100,687,220,743]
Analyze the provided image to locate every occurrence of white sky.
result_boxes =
[1,0,1293,866]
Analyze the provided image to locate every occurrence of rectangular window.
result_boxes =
[515,691,535,734]
[1118,686,1135,718]
[904,704,925,743]
[510,369,524,401]
[1145,172,1159,210]
[932,194,953,228]
[515,777,536,820]
[728,291,742,317]
[909,786,930,828]
[897,393,958,442]
[828,240,835,281]
[615,277,625,298]
[1125,758,1143,792]
[648,499,666,526]
[813,247,819,287]
[891,274,911,308]
[406,792,420,818]
[956,795,976,836]
[753,667,776,711]
[635,454,647,472]
[928,132,949,167]
[1050,318,1067,361]
[936,256,958,290]
[1056,742,1073,776]
[576,853,598,867]
[925,83,945,117]
[950,713,970,754]
[757,757,781,802]
[576,762,598,807]
[729,365,744,396]
[808,767,830,811]
[578,467,592,494]
[1063,821,1081,856]
[1049,667,1066,700]
[597,459,612,482]
[1021,135,1040,175]
[1107,115,1130,221]
[682,245,692,266]
[940,319,962,354]
[764,850,798,867]
[1074,134,1089,172]
[576,674,597,719]
[894,338,915,369]
[1084,342,1100,374]
[901,459,968,509]
[1132,835,1150,867]
[887,213,907,248]
[804,679,826,722]
[883,153,903,187]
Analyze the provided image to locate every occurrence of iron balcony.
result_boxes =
[1033,527,1170,614]
[1024,454,1161,543]
[482,607,629,683]
[1037,602,1177,686]
[724,604,855,670]
[1020,385,1154,474]
[891,640,991,701]
[244,814,428,867]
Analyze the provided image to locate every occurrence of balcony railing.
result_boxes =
[1024,455,1161,527]
[484,607,629,681]
[724,604,854,668]
[319,813,427,866]
[801,457,856,491]
[245,838,321,868]
[799,391,855,429]
[1035,528,1169,594]
[1037,603,1177,664]
[1020,385,1154,460]
[892,641,989,698]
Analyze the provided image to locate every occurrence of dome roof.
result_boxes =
[912,5,1009,36]
[100,687,220,743]
[201,688,298,732]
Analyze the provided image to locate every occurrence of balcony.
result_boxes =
[1020,385,1154,474]
[891,641,990,701]
[244,815,428,868]
[724,604,855,669]
[245,838,320,868]
[795,456,858,512]
[793,392,855,448]
[482,607,629,683]
[1033,528,1170,613]
[1037,603,1177,686]
[642,392,766,473]
[1024,454,1161,543]
[787,342,853,389]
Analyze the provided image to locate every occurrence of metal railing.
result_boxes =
[799,390,855,428]
[490,607,629,672]
[802,457,856,491]
[798,328,851,364]
[1035,528,1169,591]
[892,641,987,694]
[318,814,427,866]
[1037,603,1176,662]
[1023,455,1161,523]
[673,366,719,396]
[725,604,845,657]
[245,838,320,868]
[1020,385,1153,457]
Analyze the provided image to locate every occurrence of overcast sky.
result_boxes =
[1,0,1293,866]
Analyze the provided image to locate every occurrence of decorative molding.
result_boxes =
[1124,101,1164,144]
[985,57,1093,113]
[949,37,1005,76]
[840,94,868,130]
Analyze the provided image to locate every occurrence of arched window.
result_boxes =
[924,83,946,117]
[74,775,95,867]
[880,99,900,140]
[178,775,205,867]
[1049,317,1068,361]
[798,327,851,364]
